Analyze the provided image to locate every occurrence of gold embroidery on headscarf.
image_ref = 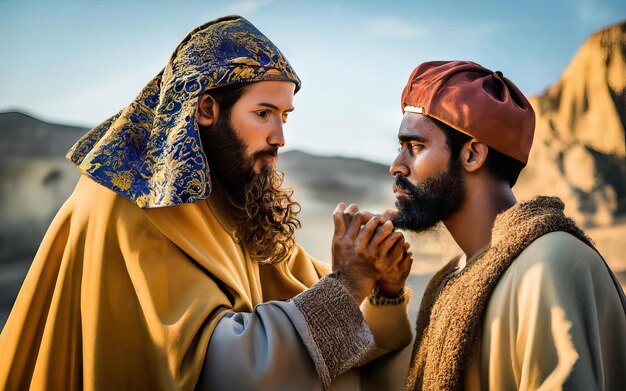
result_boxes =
[67,16,300,208]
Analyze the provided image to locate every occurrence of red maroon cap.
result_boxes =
[401,61,535,164]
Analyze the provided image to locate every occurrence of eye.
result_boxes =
[282,113,289,124]
[409,142,424,151]
[255,110,269,118]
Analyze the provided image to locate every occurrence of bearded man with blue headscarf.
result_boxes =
[0,16,413,391]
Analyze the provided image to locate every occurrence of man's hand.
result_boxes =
[332,203,406,303]
[377,241,413,297]
[364,213,412,297]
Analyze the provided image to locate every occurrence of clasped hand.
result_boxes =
[331,203,413,304]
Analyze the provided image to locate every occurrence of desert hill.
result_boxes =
[0,112,87,262]
[0,111,88,156]
[516,20,626,226]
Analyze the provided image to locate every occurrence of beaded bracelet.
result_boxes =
[368,285,408,306]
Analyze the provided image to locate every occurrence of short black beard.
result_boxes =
[201,115,300,265]
[391,158,466,232]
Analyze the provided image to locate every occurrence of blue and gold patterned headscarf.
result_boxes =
[67,16,300,208]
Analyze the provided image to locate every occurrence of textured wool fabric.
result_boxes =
[401,61,535,164]
[291,273,376,389]
[405,196,626,390]
[67,16,300,208]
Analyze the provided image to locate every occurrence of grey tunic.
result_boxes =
[196,274,413,390]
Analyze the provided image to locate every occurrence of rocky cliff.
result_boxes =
[517,20,626,226]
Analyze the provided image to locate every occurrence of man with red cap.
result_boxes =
[387,61,626,390]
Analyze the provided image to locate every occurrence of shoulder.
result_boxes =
[495,231,616,306]
[509,231,602,278]
[486,232,602,326]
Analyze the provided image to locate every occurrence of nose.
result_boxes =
[389,153,409,177]
[268,121,285,148]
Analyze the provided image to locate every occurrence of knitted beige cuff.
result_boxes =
[291,272,376,390]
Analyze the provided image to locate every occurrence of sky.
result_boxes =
[1,0,624,164]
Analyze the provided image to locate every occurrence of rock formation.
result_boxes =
[516,20,626,226]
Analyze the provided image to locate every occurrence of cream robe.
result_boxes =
[0,175,412,391]
[464,231,626,390]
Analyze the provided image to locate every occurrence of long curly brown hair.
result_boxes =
[237,164,301,264]
[199,83,301,265]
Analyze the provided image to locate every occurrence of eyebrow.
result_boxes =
[258,102,295,113]
[398,133,426,143]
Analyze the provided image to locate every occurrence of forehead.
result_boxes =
[397,112,447,141]
[238,81,295,107]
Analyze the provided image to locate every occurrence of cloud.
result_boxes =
[366,16,424,38]
[576,4,613,24]
[37,64,160,126]
[366,16,503,42]
[566,0,626,26]
[220,0,277,15]
[329,4,342,16]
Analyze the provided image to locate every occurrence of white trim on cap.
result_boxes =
[403,105,424,114]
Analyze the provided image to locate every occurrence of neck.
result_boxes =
[443,179,516,259]
[208,175,245,226]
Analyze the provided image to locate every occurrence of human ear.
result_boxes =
[197,93,219,127]
[460,139,488,173]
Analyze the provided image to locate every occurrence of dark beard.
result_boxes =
[203,114,254,203]
[391,158,465,232]
[201,115,301,265]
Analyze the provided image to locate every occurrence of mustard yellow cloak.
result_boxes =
[0,175,330,390]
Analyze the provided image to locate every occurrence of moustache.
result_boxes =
[394,175,417,192]
[253,146,279,160]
